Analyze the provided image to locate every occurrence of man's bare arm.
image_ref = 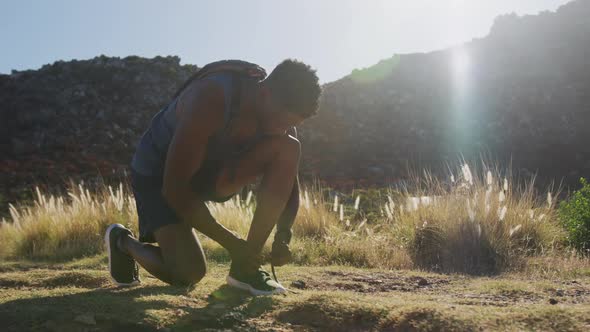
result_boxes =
[161,82,245,254]
[275,126,300,243]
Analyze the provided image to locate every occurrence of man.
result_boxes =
[104,59,321,295]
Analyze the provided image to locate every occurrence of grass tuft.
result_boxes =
[0,163,575,275]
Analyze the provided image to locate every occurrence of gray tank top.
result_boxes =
[130,72,239,176]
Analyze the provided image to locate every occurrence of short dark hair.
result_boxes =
[263,59,321,118]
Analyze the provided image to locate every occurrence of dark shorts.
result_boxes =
[130,160,235,243]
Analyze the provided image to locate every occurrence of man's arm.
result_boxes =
[274,176,299,242]
[274,126,300,244]
[161,81,245,253]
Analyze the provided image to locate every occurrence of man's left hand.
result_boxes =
[271,241,293,266]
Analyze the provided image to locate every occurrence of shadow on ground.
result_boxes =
[0,283,276,332]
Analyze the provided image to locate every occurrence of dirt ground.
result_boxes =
[1,256,589,331]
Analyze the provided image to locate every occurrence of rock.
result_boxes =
[416,277,429,286]
[74,313,96,325]
[556,289,565,297]
[291,280,307,289]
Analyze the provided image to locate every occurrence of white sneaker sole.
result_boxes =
[104,223,140,287]
[226,275,286,296]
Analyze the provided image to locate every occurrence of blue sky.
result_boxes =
[0,0,571,83]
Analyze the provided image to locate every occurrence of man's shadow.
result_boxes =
[178,284,276,330]
[0,283,276,331]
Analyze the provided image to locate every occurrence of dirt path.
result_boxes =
[1,257,589,331]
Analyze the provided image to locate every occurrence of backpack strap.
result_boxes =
[172,60,266,99]
[219,72,243,136]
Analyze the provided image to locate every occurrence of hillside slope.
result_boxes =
[1,0,589,204]
[298,0,590,187]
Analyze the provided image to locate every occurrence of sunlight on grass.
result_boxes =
[0,163,585,275]
[389,163,566,273]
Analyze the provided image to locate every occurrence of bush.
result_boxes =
[395,164,565,274]
[559,178,590,254]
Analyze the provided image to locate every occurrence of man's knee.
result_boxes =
[170,264,207,287]
[154,224,207,287]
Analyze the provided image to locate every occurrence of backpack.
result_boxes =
[173,60,267,99]
[172,59,267,135]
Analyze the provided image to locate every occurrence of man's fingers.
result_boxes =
[271,251,292,266]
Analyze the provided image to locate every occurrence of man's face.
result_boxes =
[258,89,307,135]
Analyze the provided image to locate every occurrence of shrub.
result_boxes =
[559,178,590,254]
[392,164,565,274]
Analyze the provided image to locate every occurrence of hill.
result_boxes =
[2,0,590,206]
[299,0,590,187]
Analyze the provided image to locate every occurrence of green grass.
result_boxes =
[1,258,589,331]
[559,177,590,253]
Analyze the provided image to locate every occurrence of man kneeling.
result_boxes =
[104,59,321,295]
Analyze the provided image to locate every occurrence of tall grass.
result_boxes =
[0,164,576,274]
[0,182,137,260]
[206,179,339,240]
[390,164,565,274]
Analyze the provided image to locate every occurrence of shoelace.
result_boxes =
[270,262,300,295]
[271,262,279,284]
[258,269,272,281]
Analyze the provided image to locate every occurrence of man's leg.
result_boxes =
[119,223,207,287]
[214,134,300,254]
[118,134,298,287]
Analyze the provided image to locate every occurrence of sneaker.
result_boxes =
[226,262,286,296]
[104,224,140,286]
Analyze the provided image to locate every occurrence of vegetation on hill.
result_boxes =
[559,178,590,254]
[2,1,590,210]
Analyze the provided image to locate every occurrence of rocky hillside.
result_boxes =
[0,56,197,203]
[299,0,590,187]
[1,0,590,206]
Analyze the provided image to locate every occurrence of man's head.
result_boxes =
[256,59,321,134]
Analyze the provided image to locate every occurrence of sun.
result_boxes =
[452,49,470,78]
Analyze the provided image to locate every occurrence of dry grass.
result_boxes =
[205,179,339,240]
[0,163,577,275]
[0,183,137,260]
[1,261,589,331]
[517,250,590,279]
[388,164,566,274]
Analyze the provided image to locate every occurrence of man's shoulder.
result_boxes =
[181,75,226,101]
[176,78,225,129]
